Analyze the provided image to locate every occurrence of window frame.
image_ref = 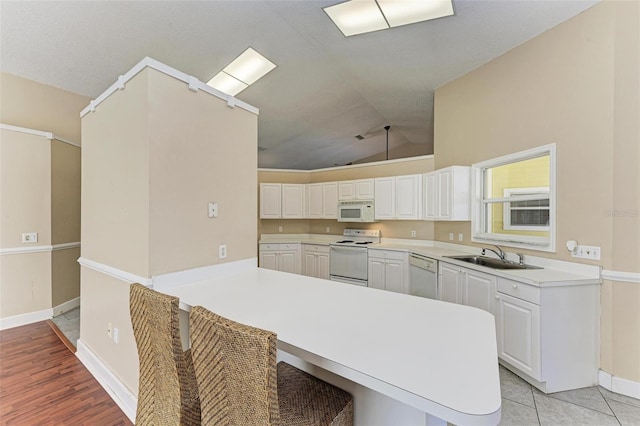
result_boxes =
[471,144,556,252]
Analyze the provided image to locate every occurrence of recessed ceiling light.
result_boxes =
[207,47,276,96]
[324,0,454,37]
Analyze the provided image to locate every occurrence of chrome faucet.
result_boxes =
[482,245,506,261]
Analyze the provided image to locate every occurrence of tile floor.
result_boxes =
[51,306,80,348]
[499,365,640,425]
[50,307,640,425]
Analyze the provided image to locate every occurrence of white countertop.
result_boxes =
[260,234,601,287]
[164,267,502,425]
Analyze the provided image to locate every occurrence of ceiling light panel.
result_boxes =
[324,0,389,37]
[207,72,248,96]
[223,47,276,85]
[377,0,454,28]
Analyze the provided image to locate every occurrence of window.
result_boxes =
[503,187,550,231]
[472,144,556,252]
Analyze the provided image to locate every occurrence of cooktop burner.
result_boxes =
[336,240,355,243]
[355,241,373,244]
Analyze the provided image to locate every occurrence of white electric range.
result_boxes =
[329,229,380,286]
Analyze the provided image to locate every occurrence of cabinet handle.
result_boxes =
[495,295,500,300]
[512,283,518,289]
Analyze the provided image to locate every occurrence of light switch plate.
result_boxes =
[219,244,227,259]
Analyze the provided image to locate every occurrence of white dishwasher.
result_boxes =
[409,253,438,300]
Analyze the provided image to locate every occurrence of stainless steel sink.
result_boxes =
[445,255,542,270]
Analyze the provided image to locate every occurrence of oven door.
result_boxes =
[330,245,368,281]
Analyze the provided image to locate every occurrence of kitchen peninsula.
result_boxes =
[164,265,502,426]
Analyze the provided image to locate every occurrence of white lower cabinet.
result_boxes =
[259,243,301,274]
[439,261,600,393]
[439,263,496,314]
[368,249,408,294]
[496,291,541,380]
[302,244,330,280]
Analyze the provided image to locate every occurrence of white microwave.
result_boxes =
[337,200,376,222]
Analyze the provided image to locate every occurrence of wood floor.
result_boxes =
[0,321,132,425]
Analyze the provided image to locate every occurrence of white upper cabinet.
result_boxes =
[306,183,323,219]
[338,179,375,201]
[282,184,305,218]
[395,174,423,220]
[307,182,338,219]
[322,182,338,218]
[424,166,471,221]
[260,183,305,219]
[374,177,395,219]
[260,183,282,219]
[374,174,422,220]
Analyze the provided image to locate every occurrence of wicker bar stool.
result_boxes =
[189,305,353,426]
[129,283,201,425]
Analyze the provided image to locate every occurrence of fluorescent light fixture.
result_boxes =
[324,0,454,37]
[207,47,276,96]
[207,73,248,96]
[378,0,453,27]
[323,0,388,37]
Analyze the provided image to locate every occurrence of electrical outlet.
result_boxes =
[449,232,454,241]
[22,232,38,243]
[278,226,283,233]
[113,328,119,344]
[571,245,601,260]
[219,244,227,259]
[208,202,218,218]
[326,227,330,233]
[411,230,417,238]
[458,233,463,242]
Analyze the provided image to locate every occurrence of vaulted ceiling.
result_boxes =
[0,0,598,169]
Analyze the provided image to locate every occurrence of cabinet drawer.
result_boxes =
[368,249,406,261]
[279,243,299,251]
[303,244,329,253]
[260,243,300,251]
[497,278,540,305]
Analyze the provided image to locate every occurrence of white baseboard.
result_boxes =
[599,370,640,400]
[52,296,80,317]
[0,308,52,330]
[76,339,137,422]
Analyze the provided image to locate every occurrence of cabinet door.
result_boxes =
[278,250,299,274]
[464,269,496,314]
[316,252,330,280]
[423,172,437,220]
[367,257,386,290]
[384,259,406,294]
[439,262,463,303]
[306,184,323,219]
[260,183,282,219]
[303,250,317,277]
[338,181,355,200]
[396,174,422,220]
[437,168,452,219]
[497,293,541,380]
[282,184,305,218]
[356,179,375,200]
[259,251,278,270]
[374,177,395,219]
[322,182,338,218]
